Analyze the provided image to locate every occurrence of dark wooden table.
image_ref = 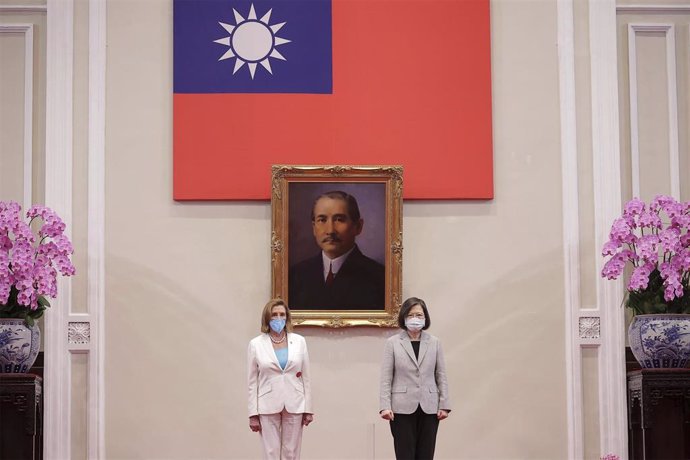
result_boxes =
[0,373,43,460]
[628,369,690,459]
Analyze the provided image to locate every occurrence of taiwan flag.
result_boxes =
[173,0,493,200]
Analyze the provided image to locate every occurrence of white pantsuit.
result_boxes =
[248,333,313,460]
[259,409,304,460]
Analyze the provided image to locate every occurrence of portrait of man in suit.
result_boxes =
[288,189,386,310]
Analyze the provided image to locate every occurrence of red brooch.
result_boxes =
[296,371,302,378]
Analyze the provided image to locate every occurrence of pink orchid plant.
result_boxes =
[601,195,690,315]
[0,201,75,326]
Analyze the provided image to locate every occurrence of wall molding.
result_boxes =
[43,0,106,457]
[0,5,48,12]
[557,0,584,457]
[44,0,74,458]
[617,4,690,13]
[590,0,628,457]
[0,23,34,209]
[627,23,680,199]
[87,0,106,457]
[560,0,632,456]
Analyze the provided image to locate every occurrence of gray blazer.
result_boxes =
[379,330,451,414]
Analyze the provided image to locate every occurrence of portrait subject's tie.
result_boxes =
[326,263,334,286]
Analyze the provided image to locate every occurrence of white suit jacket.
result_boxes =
[247,332,313,417]
[379,330,451,414]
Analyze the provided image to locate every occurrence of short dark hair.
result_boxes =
[260,298,293,333]
[310,191,361,222]
[398,297,431,330]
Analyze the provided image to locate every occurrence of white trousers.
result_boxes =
[259,409,304,460]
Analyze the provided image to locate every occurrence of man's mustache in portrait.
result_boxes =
[322,235,342,243]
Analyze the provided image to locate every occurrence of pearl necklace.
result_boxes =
[269,332,286,344]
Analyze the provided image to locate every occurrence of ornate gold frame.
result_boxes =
[271,165,403,327]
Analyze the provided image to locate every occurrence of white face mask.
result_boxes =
[405,318,425,332]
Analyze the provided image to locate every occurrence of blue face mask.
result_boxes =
[269,318,286,333]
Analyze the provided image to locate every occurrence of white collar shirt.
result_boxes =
[321,246,356,282]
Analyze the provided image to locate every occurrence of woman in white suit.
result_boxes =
[379,297,451,460]
[248,299,313,459]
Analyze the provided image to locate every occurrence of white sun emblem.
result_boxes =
[213,4,291,79]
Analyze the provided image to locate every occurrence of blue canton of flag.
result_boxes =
[174,0,333,94]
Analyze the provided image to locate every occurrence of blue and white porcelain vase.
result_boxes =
[628,314,690,368]
[0,318,40,373]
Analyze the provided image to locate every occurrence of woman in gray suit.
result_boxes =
[379,297,451,459]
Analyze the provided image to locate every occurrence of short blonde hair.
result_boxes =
[260,298,293,333]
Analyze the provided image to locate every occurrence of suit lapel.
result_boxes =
[336,246,357,274]
[418,332,430,365]
[399,332,419,368]
[285,333,295,370]
[261,334,280,369]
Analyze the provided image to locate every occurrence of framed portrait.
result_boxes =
[271,165,403,327]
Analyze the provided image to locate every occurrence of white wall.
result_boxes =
[104,0,566,458]
[5,0,689,457]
